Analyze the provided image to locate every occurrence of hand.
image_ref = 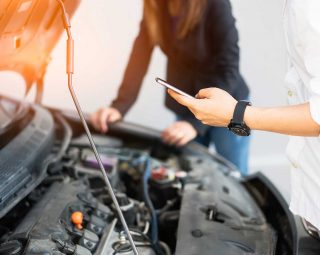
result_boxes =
[90,107,122,133]
[167,88,237,127]
[162,121,197,147]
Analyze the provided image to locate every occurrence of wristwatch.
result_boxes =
[228,100,251,136]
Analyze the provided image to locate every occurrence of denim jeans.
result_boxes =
[195,126,250,176]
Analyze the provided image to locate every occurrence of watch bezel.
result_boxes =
[227,120,251,136]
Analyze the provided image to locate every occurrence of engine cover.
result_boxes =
[175,156,276,255]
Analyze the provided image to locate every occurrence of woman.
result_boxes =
[91,0,250,175]
[168,0,320,230]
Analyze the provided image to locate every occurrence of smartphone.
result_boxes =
[155,77,194,99]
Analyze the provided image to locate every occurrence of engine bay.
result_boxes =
[1,0,320,254]
[0,105,278,255]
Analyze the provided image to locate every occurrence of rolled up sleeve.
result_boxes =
[309,81,320,126]
[305,0,320,125]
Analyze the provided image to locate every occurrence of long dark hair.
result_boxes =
[143,0,207,44]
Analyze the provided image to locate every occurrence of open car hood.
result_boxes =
[0,0,80,91]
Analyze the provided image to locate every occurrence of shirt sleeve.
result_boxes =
[181,115,210,136]
[305,0,320,126]
[111,19,154,116]
[198,0,240,96]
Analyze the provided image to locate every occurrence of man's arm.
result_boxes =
[167,0,320,138]
[167,88,320,137]
[245,103,320,136]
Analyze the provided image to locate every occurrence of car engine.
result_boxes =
[0,103,278,255]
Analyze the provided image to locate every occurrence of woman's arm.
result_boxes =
[91,19,154,132]
[111,19,154,115]
[167,88,320,137]
[197,0,241,95]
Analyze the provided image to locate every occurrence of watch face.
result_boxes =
[232,127,250,136]
[228,122,250,136]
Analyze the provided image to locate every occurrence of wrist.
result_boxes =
[244,106,262,130]
[228,100,252,136]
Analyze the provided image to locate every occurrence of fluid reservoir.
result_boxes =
[149,167,179,208]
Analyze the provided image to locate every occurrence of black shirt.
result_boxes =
[111,0,249,135]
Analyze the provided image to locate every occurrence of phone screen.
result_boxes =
[155,77,194,99]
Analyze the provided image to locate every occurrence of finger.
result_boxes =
[197,88,216,99]
[99,110,110,133]
[91,113,101,131]
[90,113,98,129]
[162,132,173,144]
[162,135,171,145]
[162,123,179,137]
[176,136,191,147]
[161,127,171,143]
[168,130,185,145]
[161,130,169,143]
[162,129,176,144]
[167,89,195,107]
[170,134,183,145]
[162,127,180,145]
[108,112,120,123]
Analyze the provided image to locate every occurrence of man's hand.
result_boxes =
[162,121,197,147]
[90,107,122,133]
[168,88,237,127]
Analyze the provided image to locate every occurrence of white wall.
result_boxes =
[43,0,174,130]
[229,0,290,172]
[1,0,290,173]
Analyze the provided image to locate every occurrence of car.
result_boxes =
[0,0,320,254]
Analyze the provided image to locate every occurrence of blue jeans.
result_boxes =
[195,126,250,175]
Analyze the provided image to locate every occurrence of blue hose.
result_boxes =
[132,156,159,244]
[142,157,158,244]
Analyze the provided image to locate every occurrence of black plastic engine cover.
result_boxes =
[175,156,277,255]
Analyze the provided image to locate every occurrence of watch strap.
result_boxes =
[233,101,251,123]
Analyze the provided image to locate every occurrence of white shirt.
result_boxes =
[283,0,320,229]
